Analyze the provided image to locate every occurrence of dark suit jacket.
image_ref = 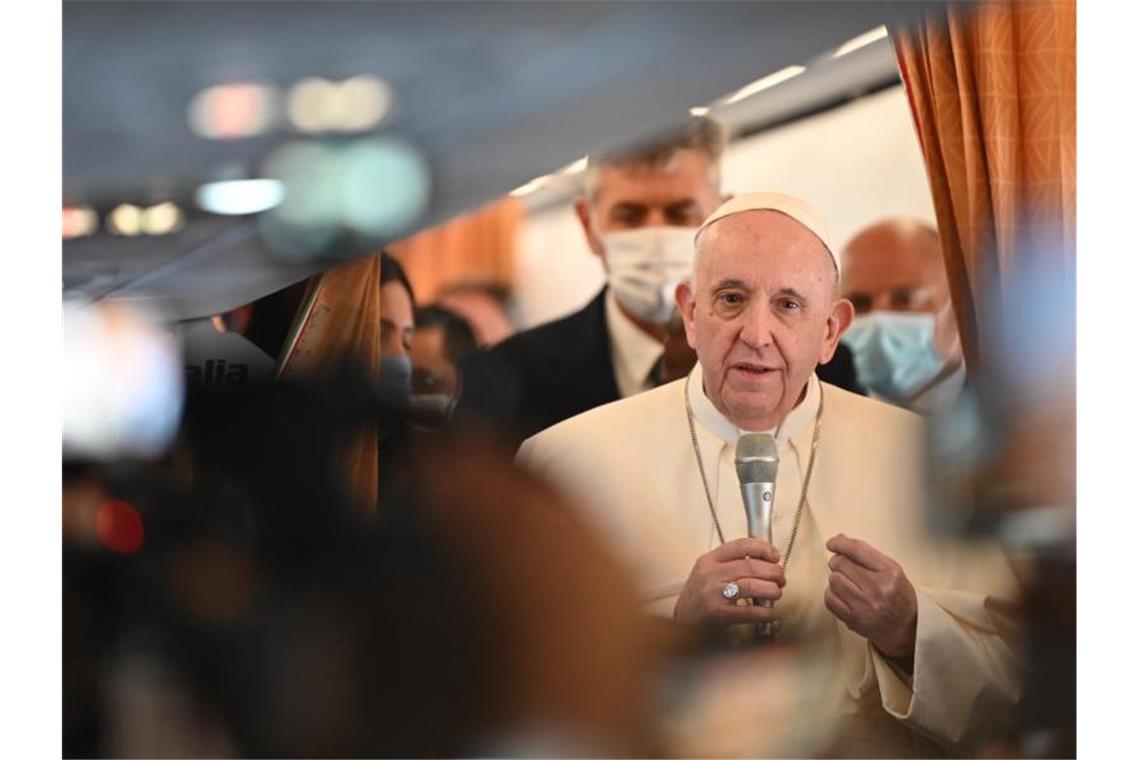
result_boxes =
[454,289,864,451]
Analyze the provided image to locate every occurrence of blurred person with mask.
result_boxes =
[437,281,518,347]
[411,304,478,397]
[380,250,416,404]
[840,219,965,415]
[378,250,422,506]
[518,193,1022,756]
[455,117,863,450]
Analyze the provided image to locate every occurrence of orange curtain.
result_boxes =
[893,0,1075,372]
[278,252,382,512]
[388,198,521,303]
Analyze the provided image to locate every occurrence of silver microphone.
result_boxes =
[735,433,779,637]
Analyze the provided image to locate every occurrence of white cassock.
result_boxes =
[517,363,1022,757]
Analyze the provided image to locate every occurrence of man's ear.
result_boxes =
[819,297,855,364]
[573,198,605,260]
[675,278,699,350]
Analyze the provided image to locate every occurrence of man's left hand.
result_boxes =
[824,534,918,659]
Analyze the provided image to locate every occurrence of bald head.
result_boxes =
[838,218,965,400]
[695,210,836,290]
[840,218,946,316]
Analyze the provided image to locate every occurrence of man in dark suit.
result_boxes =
[455,118,862,450]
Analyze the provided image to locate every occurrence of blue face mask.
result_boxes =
[379,354,413,403]
[841,311,945,402]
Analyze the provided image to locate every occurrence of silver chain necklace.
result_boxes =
[683,373,822,569]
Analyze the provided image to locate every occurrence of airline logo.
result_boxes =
[178,318,276,389]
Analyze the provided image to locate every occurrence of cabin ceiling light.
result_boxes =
[188,82,279,140]
[559,157,587,175]
[196,179,285,216]
[141,202,184,235]
[509,175,553,197]
[832,25,889,59]
[724,65,807,105]
[108,204,143,236]
[63,206,98,239]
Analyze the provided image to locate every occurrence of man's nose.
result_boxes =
[871,293,895,312]
[738,303,774,350]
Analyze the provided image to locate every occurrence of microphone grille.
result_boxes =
[735,433,779,483]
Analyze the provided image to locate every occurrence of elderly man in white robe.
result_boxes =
[517,192,1022,757]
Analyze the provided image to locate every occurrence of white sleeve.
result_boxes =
[870,587,1023,754]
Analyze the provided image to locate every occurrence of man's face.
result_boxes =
[677,211,852,430]
[840,222,948,317]
[840,220,959,360]
[410,325,458,395]
[576,148,722,263]
[380,281,414,358]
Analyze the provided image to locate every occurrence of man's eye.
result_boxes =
[778,299,801,311]
[718,292,744,305]
[667,208,702,226]
[611,208,645,226]
[890,289,915,309]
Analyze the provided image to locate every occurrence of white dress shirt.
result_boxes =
[604,289,664,398]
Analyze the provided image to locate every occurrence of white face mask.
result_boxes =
[601,226,697,325]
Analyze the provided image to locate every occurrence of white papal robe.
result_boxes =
[517,364,1022,757]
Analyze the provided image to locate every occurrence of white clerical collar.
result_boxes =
[686,361,821,445]
[604,288,664,398]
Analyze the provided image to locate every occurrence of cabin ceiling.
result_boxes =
[63,0,948,320]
